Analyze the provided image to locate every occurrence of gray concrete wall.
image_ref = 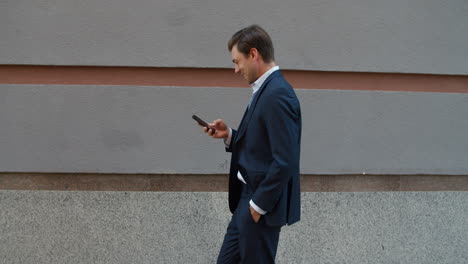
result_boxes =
[1,0,467,74]
[1,84,467,174]
[0,190,466,264]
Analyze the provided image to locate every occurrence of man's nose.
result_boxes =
[234,67,239,74]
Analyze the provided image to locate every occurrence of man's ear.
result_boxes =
[250,48,259,60]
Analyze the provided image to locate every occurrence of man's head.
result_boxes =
[228,25,276,84]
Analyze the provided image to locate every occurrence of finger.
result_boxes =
[210,120,219,129]
[209,128,216,136]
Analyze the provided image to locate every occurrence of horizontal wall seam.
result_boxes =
[1,65,467,93]
[1,173,467,192]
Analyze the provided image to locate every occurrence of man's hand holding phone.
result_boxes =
[192,115,229,139]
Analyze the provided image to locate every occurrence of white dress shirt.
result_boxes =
[224,66,280,215]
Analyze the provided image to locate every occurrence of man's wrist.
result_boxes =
[249,200,266,215]
[223,128,232,147]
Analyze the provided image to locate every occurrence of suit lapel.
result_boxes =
[234,70,281,144]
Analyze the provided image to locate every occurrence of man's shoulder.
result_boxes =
[265,69,289,84]
[263,73,300,109]
[268,70,286,83]
[264,74,294,96]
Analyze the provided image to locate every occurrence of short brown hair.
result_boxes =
[228,25,275,63]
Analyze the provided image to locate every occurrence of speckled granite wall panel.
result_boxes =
[0,191,466,264]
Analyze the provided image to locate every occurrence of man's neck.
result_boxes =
[250,64,279,91]
[257,62,277,78]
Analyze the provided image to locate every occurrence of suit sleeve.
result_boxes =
[251,89,300,212]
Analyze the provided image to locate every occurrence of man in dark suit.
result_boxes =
[202,25,301,264]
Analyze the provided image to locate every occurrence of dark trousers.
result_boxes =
[217,183,281,264]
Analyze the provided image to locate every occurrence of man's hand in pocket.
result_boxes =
[250,205,261,223]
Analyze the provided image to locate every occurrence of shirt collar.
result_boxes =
[250,66,280,94]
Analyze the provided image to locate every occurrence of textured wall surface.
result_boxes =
[1,84,467,174]
[1,0,467,74]
[0,191,466,264]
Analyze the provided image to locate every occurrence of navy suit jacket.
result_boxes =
[226,70,301,227]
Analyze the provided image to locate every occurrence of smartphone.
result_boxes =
[192,115,216,133]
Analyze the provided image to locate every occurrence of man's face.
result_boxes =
[231,45,257,84]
